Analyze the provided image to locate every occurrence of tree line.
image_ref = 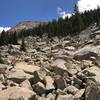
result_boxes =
[32,5,100,37]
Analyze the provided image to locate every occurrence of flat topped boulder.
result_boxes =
[7,69,33,84]
[15,62,40,74]
[0,86,36,100]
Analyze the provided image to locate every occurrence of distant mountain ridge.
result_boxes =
[9,21,48,32]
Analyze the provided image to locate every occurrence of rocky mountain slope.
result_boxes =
[9,21,47,32]
[0,24,100,100]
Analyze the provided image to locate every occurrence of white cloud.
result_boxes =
[57,7,72,19]
[77,0,100,12]
[57,0,100,19]
[0,27,11,33]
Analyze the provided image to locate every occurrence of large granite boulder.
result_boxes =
[74,45,99,60]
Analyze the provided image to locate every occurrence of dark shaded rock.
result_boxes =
[85,80,100,100]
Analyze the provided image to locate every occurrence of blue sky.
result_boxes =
[0,0,77,27]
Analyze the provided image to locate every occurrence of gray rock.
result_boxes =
[38,96,50,100]
[44,76,55,90]
[15,62,40,75]
[68,69,78,75]
[77,72,87,82]
[83,66,100,84]
[85,80,100,100]
[0,74,5,82]
[7,69,33,84]
[0,86,36,100]
[0,64,7,74]
[7,80,19,87]
[20,79,33,90]
[57,94,73,100]
[46,93,56,100]
[51,59,67,70]
[74,51,98,61]
[73,76,82,87]
[0,82,6,90]
[73,89,85,100]
[65,46,75,51]
[54,75,66,90]
[32,82,45,95]
[32,68,48,84]
[73,45,99,61]
[64,85,79,95]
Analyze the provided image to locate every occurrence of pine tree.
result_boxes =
[0,30,6,45]
[10,31,18,44]
[73,4,84,33]
[74,4,78,14]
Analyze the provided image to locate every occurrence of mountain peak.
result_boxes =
[10,21,47,32]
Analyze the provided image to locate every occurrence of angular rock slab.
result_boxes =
[32,82,45,96]
[73,45,99,60]
[73,89,85,100]
[7,69,33,84]
[15,61,40,74]
[54,75,66,90]
[57,94,73,100]
[44,76,55,90]
[0,86,36,100]
[20,79,33,90]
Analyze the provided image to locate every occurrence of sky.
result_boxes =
[0,0,100,32]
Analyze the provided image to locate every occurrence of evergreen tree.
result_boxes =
[11,31,18,44]
[0,30,7,45]
[74,4,78,14]
[73,4,84,32]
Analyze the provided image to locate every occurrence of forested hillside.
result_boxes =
[32,5,100,37]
